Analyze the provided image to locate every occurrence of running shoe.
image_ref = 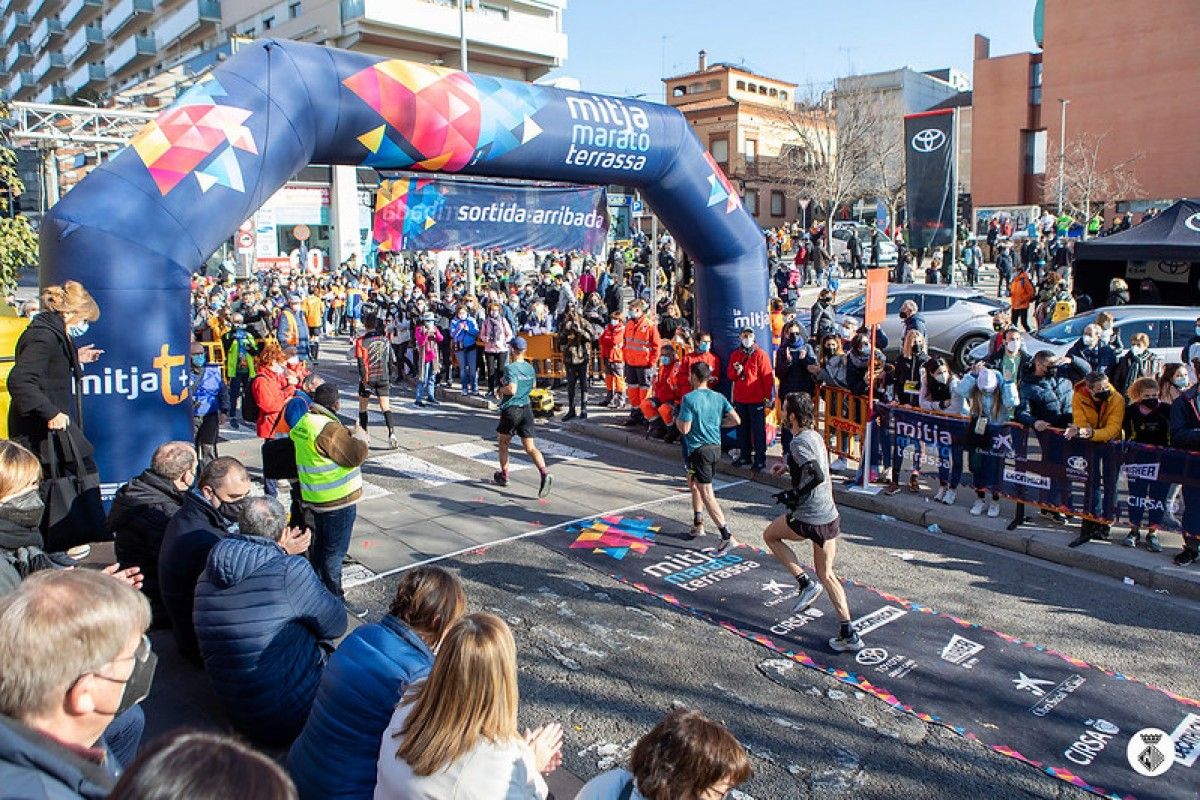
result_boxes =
[344,601,369,620]
[987,501,1001,518]
[792,582,824,613]
[1174,548,1198,567]
[493,470,508,487]
[942,489,957,505]
[970,498,986,516]
[1146,533,1163,553]
[687,523,704,540]
[933,486,947,503]
[538,472,554,498]
[1123,530,1140,548]
[713,536,735,556]
[388,433,399,449]
[829,631,864,653]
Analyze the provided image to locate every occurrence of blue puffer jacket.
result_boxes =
[193,533,347,746]
[1015,371,1074,428]
[192,363,228,418]
[287,616,434,800]
[0,714,118,800]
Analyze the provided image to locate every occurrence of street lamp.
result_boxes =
[1056,98,1069,215]
[458,0,469,71]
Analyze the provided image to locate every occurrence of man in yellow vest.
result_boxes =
[289,382,370,617]
[221,312,259,429]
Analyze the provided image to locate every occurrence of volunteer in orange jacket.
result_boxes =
[1009,263,1036,333]
[726,326,774,471]
[598,308,627,409]
[682,331,721,392]
[640,343,690,440]
[622,299,661,425]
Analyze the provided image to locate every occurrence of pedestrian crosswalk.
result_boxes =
[436,440,597,473]
[369,451,471,487]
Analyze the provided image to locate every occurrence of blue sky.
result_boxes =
[545,1,1039,100]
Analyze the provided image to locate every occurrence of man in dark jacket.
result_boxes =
[108,441,196,627]
[158,456,251,664]
[556,308,595,421]
[1065,324,1118,379]
[1016,351,1075,521]
[194,496,345,746]
[809,289,837,344]
[0,570,153,799]
[1169,386,1200,566]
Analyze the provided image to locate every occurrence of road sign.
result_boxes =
[237,231,254,253]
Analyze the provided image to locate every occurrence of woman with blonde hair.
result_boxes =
[7,281,104,553]
[375,612,562,799]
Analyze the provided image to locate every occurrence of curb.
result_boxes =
[562,420,1200,602]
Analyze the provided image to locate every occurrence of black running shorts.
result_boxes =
[497,404,536,439]
[785,514,841,546]
[686,444,721,485]
[358,379,390,399]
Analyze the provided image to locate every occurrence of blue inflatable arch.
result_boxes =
[41,40,768,483]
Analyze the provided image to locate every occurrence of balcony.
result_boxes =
[63,60,102,94]
[34,81,66,103]
[101,0,153,38]
[103,32,155,74]
[31,49,65,81]
[62,22,102,63]
[154,0,219,48]
[341,0,567,68]
[60,0,102,27]
[2,41,32,72]
[2,12,30,45]
[29,15,63,50]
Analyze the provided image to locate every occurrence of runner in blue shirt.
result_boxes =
[675,361,740,554]
[494,336,553,498]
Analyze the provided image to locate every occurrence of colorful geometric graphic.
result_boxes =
[130,77,258,196]
[703,151,742,214]
[569,516,658,560]
[343,61,547,173]
[373,178,444,252]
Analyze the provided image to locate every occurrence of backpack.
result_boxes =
[1051,298,1075,323]
[241,382,259,423]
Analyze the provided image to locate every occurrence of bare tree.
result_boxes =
[1044,131,1142,238]
[861,93,906,233]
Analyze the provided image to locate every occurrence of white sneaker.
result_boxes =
[933,487,947,503]
[942,489,957,505]
[970,498,986,516]
[830,457,850,471]
[987,501,1001,518]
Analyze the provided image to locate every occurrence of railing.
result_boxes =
[63,23,103,64]
[100,0,153,38]
[60,0,103,27]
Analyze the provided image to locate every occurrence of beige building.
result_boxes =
[664,51,807,228]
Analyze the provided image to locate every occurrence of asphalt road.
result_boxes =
[227,336,1200,800]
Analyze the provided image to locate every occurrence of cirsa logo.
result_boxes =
[1184,212,1200,233]
[911,128,947,153]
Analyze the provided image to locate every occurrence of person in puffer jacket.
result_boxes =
[287,566,466,800]
[189,343,229,467]
[193,496,346,747]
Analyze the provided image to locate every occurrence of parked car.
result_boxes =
[831,225,899,266]
[834,284,1009,370]
[967,305,1200,365]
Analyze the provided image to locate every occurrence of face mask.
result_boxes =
[1099,330,1112,343]
[740,338,754,349]
[66,321,89,338]
[191,354,206,368]
[108,637,158,717]
[899,311,910,320]
[842,328,855,339]
[857,345,869,355]
[1131,345,1146,357]
[457,312,467,320]
[1082,336,1096,348]
[0,487,44,529]
[235,323,246,331]
[630,311,643,320]
[660,356,672,366]
[826,345,838,354]
[489,310,499,319]
[1093,389,1112,402]
[1005,340,1021,354]
[935,372,950,384]
[697,342,710,353]
[1174,375,1190,389]
[288,356,301,366]
[217,495,250,525]
[1140,397,1160,410]
[270,364,285,374]
[1195,326,1200,337]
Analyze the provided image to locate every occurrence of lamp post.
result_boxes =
[458,0,468,71]
[1056,98,1069,215]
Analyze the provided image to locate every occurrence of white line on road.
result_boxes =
[369,451,470,486]
[346,479,749,588]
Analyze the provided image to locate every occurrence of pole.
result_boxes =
[465,248,475,296]
[458,0,469,71]
[859,323,877,492]
[644,191,658,317]
[950,108,960,277]
[1056,98,1069,215]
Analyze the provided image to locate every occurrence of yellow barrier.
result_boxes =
[0,315,30,439]
[523,334,565,380]
[817,385,868,461]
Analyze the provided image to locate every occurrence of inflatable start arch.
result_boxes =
[40,40,768,483]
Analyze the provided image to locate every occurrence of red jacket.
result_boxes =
[650,360,690,405]
[251,369,296,438]
[622,317,661,368]
[599,323,625,363]
[726,345,774,404]
[681,351,721,394]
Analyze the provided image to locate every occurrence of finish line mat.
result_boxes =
[545,516,1200,800]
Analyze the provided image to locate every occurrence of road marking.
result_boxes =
[369,452,470,486]
[345,479,749,588]
[438,441,532,472]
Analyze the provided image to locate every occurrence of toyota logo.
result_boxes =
[911,128,947,153]
[1068,456,1088,472]
[1185,212,1200,233]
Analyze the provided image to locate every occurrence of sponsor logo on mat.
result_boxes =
[769,608,823,636]
[851,605,907,636]
[1171,713,1200,768]
[856,647,889,666]
[854,646,917,677]
[940,634,983,669]
[1128,728,1176,777]
[641,551,761,592]
[1010,672,1087,717]
[1064,719,1120,766]
[759,579,800,608]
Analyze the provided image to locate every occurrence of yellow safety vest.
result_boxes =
[289,412,362,507]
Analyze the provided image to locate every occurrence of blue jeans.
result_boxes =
[102,705,144,768]
[1182,486,1200,549]
[415,361,437,404]
[228,372,248,418]
[310,504,357,598]
[459,347,478,394]
[970,451,1002,495]
[1127,475,1168,528]
[735,402,767,468]
[938,445,964,489]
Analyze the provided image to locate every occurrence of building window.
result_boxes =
[289,1,302,18]
[780,91,787,101]
[479,3,509,19]
[759,85,767,94]
[770,190,785,217]
[744,138,757,163]
[1023,129,1047,175]
[263,16,274,29]
[745,189,759,215]
[673,85,686,97]
[769,88,777,97]
[1029,61,1043,105]
[736,80,745,90]
[710,137,729,164]
[706,79,720,91]
[244,26,256,37]
[747,83,756,93]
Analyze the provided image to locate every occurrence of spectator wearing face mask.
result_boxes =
[1065,371,1125,547]
[1009,264,1036,331]
[1065,324,1117,381]
[985,328,1034,385]
[1094,311,1123,351]
[1180,316,1200,381]
[809,289,837,343]
[898,300,925,339]
[1169,372,1200,566]
[919,358,966,505]
[277,294,311,363]
[956,365,1017,517]
[727,328,774,472]
[774,322,816,454]
[889,330,930,494]
[1015,350,1075,522]
[1122,377,1169,552]
[251,343,298,499]
[1112,332,1162,399]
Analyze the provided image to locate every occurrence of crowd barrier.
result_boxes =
[816,385,869,462]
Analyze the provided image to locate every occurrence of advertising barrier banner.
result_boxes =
[373,178,609,255]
